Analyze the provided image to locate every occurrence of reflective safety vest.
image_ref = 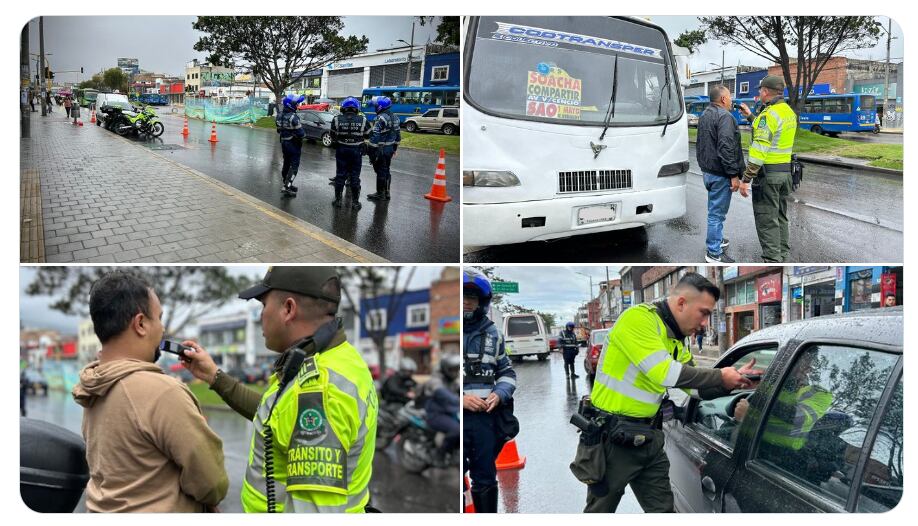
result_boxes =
[749,99,797,169]
[761,385,833,451]
[241,340,378,513]
[592,303,692,418]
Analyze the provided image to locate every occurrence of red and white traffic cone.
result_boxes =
[424,148,452,202]
[208,120,218,143]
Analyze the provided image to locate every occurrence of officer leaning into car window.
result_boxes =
[560,322,580,379]
[463,268,517,513]
[330,97,372,211]
[580,273,753,513]
[737,75,798,263]
[180,267,378,513]
[276,94,307,197]
[366,96,401,201]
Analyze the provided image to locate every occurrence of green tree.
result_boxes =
[674,29,707,54]
[417,16,460,46]
[102,67,128,93]
[25,267,254,337]
[698,16,881,113]
[193,16,368,106]
[78,73,104,91]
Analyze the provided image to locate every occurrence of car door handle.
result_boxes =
[701,476,717,501]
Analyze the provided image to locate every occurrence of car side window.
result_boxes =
[752,345,898,507]
[422,109,438,118]
[444,109,459,118]
[690,346,777,448]
[856,376,903,512]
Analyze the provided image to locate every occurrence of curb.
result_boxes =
[688,140,902,176]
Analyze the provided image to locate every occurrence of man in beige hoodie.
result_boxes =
[72,271,228,512]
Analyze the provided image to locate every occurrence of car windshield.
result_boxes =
[466,16,681,126]
[507,316,541,337]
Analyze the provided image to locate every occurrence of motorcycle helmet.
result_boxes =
[282,94,305,110]
[374,96,392,112]
[398,357,418,375]
[341,97,360,113]
[463,268,493,323]
[440,353,461,381]
[566,321,575,331]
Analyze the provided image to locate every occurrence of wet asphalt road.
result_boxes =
[22,389,458,513]
[494,350,641,513]
[126,109,459,263]
[465,144,902,263]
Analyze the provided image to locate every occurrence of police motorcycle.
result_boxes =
[108,104,164,138]
[395,401,460,474]
[376,399,410,451]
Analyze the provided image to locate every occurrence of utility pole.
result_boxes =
[405,22,415,86]
[21,22,30,138]
[715,267,727,354]
[883,17,893,118]
[721,49,725,85]
[39,17,46,116]
[605,266,613,326]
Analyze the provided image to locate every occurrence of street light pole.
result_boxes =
[883,18,893,119]
[405,22,415,86]
[21,22,30,138]
[39,17,46,116]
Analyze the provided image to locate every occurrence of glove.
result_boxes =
[741,163,761,184]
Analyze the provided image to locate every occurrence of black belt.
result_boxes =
[762,162,792,173]
[594,407,655,425]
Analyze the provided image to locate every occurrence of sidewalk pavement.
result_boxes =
[20,112,386,263]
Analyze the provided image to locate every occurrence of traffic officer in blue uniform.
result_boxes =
[276,94,306,197]
[560,322,580,379]
[366,96,401,201]
[463,268,517,513]
[330,97,372,210]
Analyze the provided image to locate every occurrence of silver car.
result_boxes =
[403,107,459,135]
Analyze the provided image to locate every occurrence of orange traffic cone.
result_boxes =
[77,120,83,126]
[182,116,189,137]
[208,120,218,143]
[90,110,96,124]
[424,148,452,202]
[463,475,475,513]
[495,439,526,470]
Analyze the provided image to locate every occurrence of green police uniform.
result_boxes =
[585,303,694,513]
[240,332,378,513]
[742,76,798,262]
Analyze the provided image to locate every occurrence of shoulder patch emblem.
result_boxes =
[297,356,320,387]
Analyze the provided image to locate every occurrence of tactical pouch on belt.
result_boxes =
[569,408,607,485]
[791,154,803,191]
[608,419,654,448]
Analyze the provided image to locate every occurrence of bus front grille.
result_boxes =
[558,170,632,194]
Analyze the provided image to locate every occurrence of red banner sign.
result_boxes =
[756,273,782,303]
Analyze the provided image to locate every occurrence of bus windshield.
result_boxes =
[466,16,681,127]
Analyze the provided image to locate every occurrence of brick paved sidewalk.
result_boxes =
[20,113,386,263]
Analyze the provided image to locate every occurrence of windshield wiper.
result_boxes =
[658,53,672,137]
[599,54,619,141]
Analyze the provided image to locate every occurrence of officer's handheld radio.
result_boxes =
[263,319,340,513]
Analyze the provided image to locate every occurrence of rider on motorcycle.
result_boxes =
[417,354,460,454]
[381,358,418,406]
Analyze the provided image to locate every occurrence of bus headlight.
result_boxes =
[463,170,521,187]
[658,161,689,177]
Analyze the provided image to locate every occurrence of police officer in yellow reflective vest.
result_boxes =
[180,267,378,513]
[737,75,798,263]
[580,273,753,513]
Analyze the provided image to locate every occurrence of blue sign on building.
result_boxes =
[359,288,431,338]
[736,70,767,98]
[423,52,459,87]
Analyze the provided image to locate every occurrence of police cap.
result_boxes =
[759,75,785,91]
[238,266,341,304]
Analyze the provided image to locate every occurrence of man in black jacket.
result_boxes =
[696,85,746,263]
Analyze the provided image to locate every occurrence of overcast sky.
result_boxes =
[24,16,445,85]
[20,266,448,335]
[648,16,903,73]
[470,266,621,327]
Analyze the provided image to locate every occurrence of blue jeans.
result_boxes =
[703,172,733,255]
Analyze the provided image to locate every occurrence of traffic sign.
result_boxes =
[492,281,519,293]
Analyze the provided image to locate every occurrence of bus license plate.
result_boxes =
[577,204,616,226]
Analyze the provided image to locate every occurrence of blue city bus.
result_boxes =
[361,85,459,122]
[796,93,877,136]
[684,95,710,119]
[138,93,169,106]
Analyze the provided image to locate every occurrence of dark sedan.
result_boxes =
[296,110,335,147]
[664,307,902,513]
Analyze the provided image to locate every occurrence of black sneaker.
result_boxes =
[720,238,730,248]
[705,251,736,263]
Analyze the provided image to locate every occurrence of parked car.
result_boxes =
[583,328,610,385]
[402,107,459,135]
[94,93,134,128]
[296,109,334,147]
[502,313,550,362]
[687,113,699,127]
[549,335,559,351]
[664,307,902,513]
[22,369,48,396]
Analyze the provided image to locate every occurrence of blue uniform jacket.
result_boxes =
[560,330,579,355]
[463,317,516,403]
[368,109,401,152]
[276,108,305,141]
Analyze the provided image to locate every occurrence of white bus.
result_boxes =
[462,17,689,248]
